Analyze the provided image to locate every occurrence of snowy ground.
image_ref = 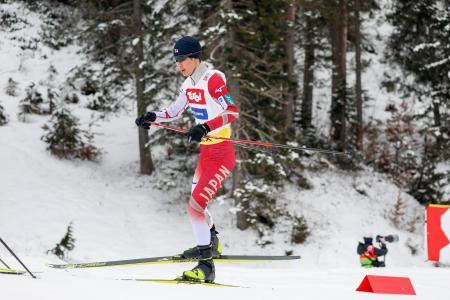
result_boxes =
[2,259,450,299]
[1,1,450,299]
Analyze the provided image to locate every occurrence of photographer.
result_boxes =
[357,236,389,268]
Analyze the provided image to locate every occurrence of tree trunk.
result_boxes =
[330,0,348,150]
[220,0,248,230]
[284,0,297,133]
[433,98,443,145]
[432,100,441,128]
[301,13,315,130]
[133,0,154,175]
[354,0,363,151]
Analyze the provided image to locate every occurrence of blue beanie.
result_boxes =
[173,36,201,59]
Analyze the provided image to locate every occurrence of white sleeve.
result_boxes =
[155,89,188,123]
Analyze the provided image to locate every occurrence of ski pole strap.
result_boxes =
[149,122,348,156]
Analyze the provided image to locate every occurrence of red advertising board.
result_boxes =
[426,204,450,262]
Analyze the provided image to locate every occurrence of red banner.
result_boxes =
[426,204,450,262]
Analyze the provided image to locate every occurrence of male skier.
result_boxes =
[135,36,239,282]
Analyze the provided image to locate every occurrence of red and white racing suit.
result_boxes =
[154,62,239,246]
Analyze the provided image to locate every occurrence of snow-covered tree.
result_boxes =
[0,103,9,126]
[47,223,76,260]
[385,0,449,203]
[41,108,81,159]
[41,108,101,161]
[5,77,19,96]
[18,83,45,119]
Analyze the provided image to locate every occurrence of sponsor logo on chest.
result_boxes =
[186,88,206,105]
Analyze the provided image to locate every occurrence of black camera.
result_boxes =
[376,234,399,243]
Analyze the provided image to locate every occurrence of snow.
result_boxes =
[424,57,450,69]
[1,1,450,300]
[2,261,450,299]
[413,42,441,52]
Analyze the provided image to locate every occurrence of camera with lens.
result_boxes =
[376,234,399,244]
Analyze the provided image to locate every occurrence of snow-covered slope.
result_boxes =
[1,2,449,300]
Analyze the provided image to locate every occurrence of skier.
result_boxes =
[135,36,239,282]
[357,236,388,268]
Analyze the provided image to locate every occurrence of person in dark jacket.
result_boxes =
[357,236,388,268]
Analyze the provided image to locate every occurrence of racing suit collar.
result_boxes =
[189,61,209,86]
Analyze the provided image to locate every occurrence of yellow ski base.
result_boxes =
[0,268,26,275]
[125,278,242,288]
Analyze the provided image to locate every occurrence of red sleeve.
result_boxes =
[205,73,239,131]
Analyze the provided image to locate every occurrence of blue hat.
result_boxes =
[173,36,201,59]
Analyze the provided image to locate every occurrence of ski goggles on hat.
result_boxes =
[173,51,201,62]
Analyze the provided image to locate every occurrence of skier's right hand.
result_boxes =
[135,112,156,130]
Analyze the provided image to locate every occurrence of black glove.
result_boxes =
[187,123,210,143]
[135,112,156,130]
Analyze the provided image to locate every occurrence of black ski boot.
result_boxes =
[181,226,222,259]
[210,225,222,258]
[181,245,215,282]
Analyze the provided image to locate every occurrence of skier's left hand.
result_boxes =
[187,123,210,143]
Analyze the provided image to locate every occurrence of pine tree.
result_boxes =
[298,0,378,153]
[42,107,101,161]
[387,0,449,150]
[353,0,364,151]
[380,101,419,187]
[390,192,406,228]
[331,0,348,150]
[64,93,80,104]
[72,0,184,174]
[41,108,82,159]
[18,83,45,119]
[5,78,19,96]
[47,223,76,260]
[185,1,310,234]
[298,7,324,132]
[78,128,102,161]
[284,0,298,133]
[409,135,447,204]
[386,0,449,203]
[296,1,332,148]
[133,0,152,175]
[291,215,310,244]
[39,4,76,50]
[242,0,290,230]
[0,103,8,126]
[47,88,58,114]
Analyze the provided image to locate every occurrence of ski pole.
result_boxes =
[0,238,36,278]
[148,122,349,156]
